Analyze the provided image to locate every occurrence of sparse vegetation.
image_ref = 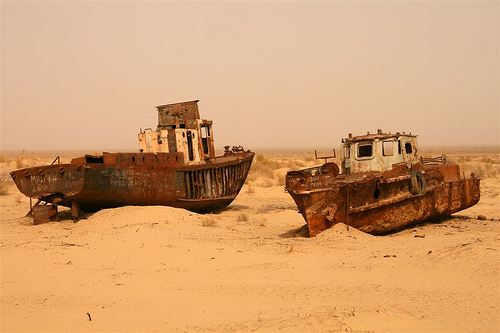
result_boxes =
[15,157,25,169]
[236,213,249,222]
[446,153,500,179]
[201,215,219,227]
[257,218,267,227]
[246,151,321,188]
[0,182,9,196]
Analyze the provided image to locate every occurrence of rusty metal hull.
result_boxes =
[286,164,480,236]
[11,152,254,214]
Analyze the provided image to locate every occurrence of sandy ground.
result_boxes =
[0,153,499,332]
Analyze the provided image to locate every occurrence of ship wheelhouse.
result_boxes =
[138,100,216,165]
[340,129,419,175]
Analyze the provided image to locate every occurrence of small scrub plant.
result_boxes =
[247,152,321,188]
[15,157,25,169]
[0,182,9,196]
[236,213,249,222]
[201,215,219,227]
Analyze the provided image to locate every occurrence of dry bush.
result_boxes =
[447,154,500,178]
[247,152,320,188]
[456,155,473,163]
[236,213,249,222]
[201,215,219,227]
[0,155,9,163]
[259,176,276,188]
[0,182,9,196]
[257,218,267,227]
[15,157,25,169]
[460,162,500,179]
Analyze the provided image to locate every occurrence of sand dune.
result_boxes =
[1,152,499,332]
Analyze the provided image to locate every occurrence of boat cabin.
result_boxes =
[138,100,216,164]
[340,129,419,175]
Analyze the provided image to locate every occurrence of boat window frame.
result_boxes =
[405,142,413,154]
[201,125,210,155]
[382,140,394,156]
[355,141,375,160]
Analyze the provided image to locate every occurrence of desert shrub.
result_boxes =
[276,173,286,186]
[15,157,25,169]
[251,154,282,173]
[248,154,311,188]
[457,155,473,163]
[480,156,499,164]
[0,182,9,196]
[304,156,316,163]
[236,213,249,222]
[259,176,276,188]
[247,151,336,188]
[201,215,219,227]
[460,162,500,179]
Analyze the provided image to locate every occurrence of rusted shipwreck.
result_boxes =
[11,100,254,223]
[285,130,480,236]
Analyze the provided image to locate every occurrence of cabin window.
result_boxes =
[179,124,186,129]
[187,131,194,161]
[405,142,413,154]
[357,143,373,158]
[382,141,394,156]
[398,140,402,154]
[85,156,104,163]
[201,126,209,154]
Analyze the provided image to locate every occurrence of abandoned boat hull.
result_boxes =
[11,152,254,213]
[285,130,481,236]
[286,165,481,236]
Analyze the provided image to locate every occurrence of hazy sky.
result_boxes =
[1,1,499,152]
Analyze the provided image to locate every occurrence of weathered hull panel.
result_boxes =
[286,168,480,236]
[11,153,254,214]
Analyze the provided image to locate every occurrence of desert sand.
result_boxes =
[0,149,499,332]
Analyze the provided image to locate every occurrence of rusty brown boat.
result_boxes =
[285,130,480,236]
[11,100,254,223]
